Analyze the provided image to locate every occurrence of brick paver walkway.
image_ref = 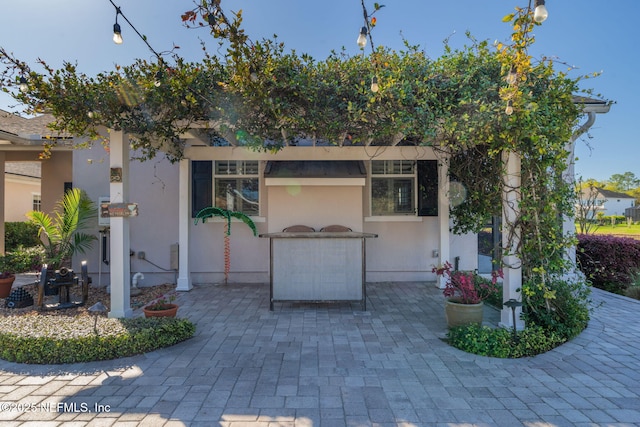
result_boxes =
[0,282,639,426]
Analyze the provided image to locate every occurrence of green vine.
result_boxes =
[0,1,603,316]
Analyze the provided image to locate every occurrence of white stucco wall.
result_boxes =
[73,145,180,287]
[73,143,476,287]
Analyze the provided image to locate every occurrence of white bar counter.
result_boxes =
[259,232,377,310]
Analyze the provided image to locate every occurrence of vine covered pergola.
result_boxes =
[0,1,609,331]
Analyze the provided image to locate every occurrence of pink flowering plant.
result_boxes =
[432,261,503,304]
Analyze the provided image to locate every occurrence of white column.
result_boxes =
[176,158,192,291]
[437,157,450,288]
[500,150,524,329]
[0,152,5,255]
[108,131,132,318]
[563,112,596,276]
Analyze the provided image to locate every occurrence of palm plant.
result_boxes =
[26,188,97,271]
[194,206,257,284]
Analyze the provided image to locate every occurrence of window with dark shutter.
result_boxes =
[417,160,438,216]
[192,161,212,217]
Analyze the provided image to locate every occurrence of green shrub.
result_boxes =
[0,246,44,273]
[0,317,195,364]
[577,234,640,293]
[4,222,40,251]
[522,276,590,341]
[447,324,566,358]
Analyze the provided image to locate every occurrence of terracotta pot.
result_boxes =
[0,274,16,299]
[444,299,483,328]
[143,303,178,318]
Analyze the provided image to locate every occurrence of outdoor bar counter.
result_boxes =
[259,231,377,310]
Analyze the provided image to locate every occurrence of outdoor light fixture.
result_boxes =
[154,70,163,87]
[18,76,28,92]
[506,66,517,86]
[357,26,368,48]
[503,298,523,342]
[505,100,514,115]
[533,0,548,23]
[370,76,379,93]
[113,22,123,44]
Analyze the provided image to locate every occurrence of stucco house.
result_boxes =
[1,97,610,327]
[0,109,73,254]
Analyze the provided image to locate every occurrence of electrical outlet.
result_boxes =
[137,251,146,260]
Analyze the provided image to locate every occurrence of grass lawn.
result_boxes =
[576,223,640,237]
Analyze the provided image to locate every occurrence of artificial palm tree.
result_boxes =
[26,188,97,271]
[194,206,257,285]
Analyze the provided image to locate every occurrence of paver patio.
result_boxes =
[0,281,639,426]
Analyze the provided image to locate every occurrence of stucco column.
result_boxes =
[108,131,132,318]
[437,157,450,288]
[501,150,524,330]
[0,152,5,255]
[176,158,192,291]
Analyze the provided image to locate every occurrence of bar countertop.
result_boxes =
[259,232,378,239]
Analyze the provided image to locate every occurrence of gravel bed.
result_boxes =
[0,282,177,337]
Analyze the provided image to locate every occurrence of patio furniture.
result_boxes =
[320,225,352,232]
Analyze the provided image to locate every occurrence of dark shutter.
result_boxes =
[417,160,438,216]
[192,161,212,217]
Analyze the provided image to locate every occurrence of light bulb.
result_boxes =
[357,27,367,48]
[506,66,517,85]
[113,23,123,44]
[505,101,514,116]
[19,76,28,92]
[154,70,163,87]
[533,0,548,23]
[370,76,379,93]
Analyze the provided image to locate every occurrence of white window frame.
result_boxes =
[213,161,260,216]
[369,160,417,216]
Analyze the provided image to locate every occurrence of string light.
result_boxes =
[370,76,379,93]
[18,76,28,92]
[533,0,548,23]
[506,65,517,85]
[505,100,514,116]
[108,0,162,60]
[357,27,368,48]
[113,14,123,44]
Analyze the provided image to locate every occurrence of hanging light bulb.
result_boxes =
[18,76,28,92]
[533,0,548,23]
[357,27,368,48]
[505,100,514,116]
[370,76,379,93]
[506,66,517,86]
[154,70,163,87]
[113,22,123,44]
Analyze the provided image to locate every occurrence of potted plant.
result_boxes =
[143,294,178,318]
[433,261,502,328]
[0,271,16,299]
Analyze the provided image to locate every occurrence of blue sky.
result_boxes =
[0,0,635,182]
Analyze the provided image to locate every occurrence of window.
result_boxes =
[192,160,260,217]
[370,160,438,216]
[214,161,259,215]
[32,193,42,212]
[371,160,416,215]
